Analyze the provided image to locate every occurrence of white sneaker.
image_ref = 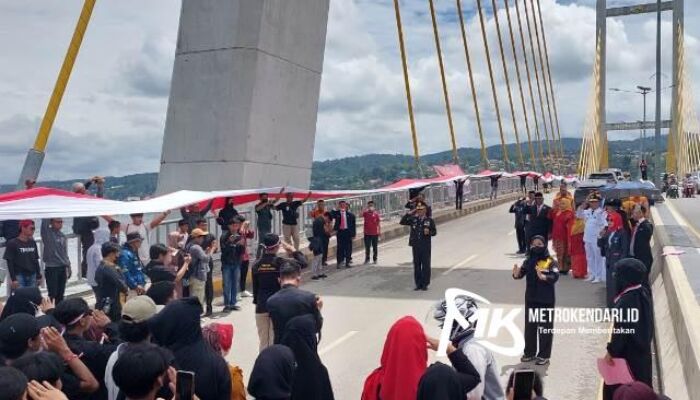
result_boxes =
[584,276,594,282]
[241,290,252,298]
[591,278,601,284]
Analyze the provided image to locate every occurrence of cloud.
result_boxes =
[119,35,176,98]
[0,0,699,182]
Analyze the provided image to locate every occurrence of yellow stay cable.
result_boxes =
[523,0,554,170]
[491,0,524,170]
[535,0,565,169]
[456,0,489,169]
[504,0,536,170]
[428,0,460,164]
[530,0,560,172]
[514,0,545,171]
[476,0,511,170]
[392,0,422,172]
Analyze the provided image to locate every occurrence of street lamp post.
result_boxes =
[637,86,652,163]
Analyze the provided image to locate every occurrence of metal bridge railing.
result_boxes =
[0,178,521,295]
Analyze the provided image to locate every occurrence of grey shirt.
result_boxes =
[41,219,70,268]
[460,337,506,400]
[187,243,210,282]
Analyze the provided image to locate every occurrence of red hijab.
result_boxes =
[361,316,427,400]
[607,212,624,233]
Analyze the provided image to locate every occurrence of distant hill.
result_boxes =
[1,136,666,199]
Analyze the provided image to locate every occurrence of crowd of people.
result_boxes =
[0,175,670,399]
[508,182,660,400]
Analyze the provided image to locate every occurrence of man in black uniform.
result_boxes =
[266,262,323,345]
[509,197,529,254]
[454,179,466,210]
[251,234,308,351]
[400,201,437,291]
[525,192,552,246]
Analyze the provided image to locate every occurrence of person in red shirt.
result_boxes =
[363,201,382,264]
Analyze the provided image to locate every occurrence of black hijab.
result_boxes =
[149,297,231,400]
[614,258,646,295]
[0,287,42,321]
[281,314,334,400]
[148,297,202,351]
[525,235,551,266]
[612,258,653,347]
[248,345,296,400]
[417,362,464,400]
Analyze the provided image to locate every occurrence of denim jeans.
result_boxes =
[16,273,37,289]
[221,263,240,307]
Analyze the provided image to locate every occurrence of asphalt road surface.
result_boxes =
[211,197,608,399]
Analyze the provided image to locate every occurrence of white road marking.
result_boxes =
[442,254,479,275]
[507,229,516,236]
[319,330,359,356]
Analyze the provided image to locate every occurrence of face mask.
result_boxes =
[369,206,375,211]
[530,246,546,256]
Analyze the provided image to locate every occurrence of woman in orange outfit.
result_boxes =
[569,212,588,279]
[549,198,575,274]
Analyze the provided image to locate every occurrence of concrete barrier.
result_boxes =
[649,204,700,399]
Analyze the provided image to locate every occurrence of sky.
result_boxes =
[0,0,698,182]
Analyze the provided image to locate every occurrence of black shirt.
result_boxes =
[266,284,322,344]
[3,237,41,280]
[95,262,128,321]
[252,252,307,314]
[63,333,119,400]
[144,261,176,283]
[276,201,303,225]
[220,231,244,265]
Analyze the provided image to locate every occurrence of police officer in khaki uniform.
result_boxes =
[400,201,437,291]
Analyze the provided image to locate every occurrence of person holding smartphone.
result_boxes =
[505,369,546,400]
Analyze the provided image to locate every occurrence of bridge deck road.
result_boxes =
[214,196,608,399]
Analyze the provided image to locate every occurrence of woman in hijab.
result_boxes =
[0,287,43,321]
[361,316,427,400]
[549,198,575,274]
[248,345,296,400]
[281,314,334,400]
[598,212,630,307]
[202,322,247,400]
[148,297,231,400]
[416,362,463,400]
[602,258,653,400]
[512,235,560,366]
[569,212,588,279]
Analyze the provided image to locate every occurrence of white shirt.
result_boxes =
[577,207,607,244]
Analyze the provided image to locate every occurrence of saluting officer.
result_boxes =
[400,201,437,291]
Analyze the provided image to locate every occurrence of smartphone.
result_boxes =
[513,369,536,400]
[176,370,195,400]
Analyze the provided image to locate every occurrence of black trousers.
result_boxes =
[79,234,93,278]
[455,193,464,210]
[45,266,67,303]
[364,235,378,261]
[641,170,648,180]
[336,230,353,265]
[516,225,527,253]
[322,236,329,263]
[412,245,431,289]
[240,260,249,292]
[524,302,554,358]
[205,264,213,311]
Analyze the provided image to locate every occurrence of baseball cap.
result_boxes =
[0,314,40,358]
[126,232,144,243]
[262,233,281,248]
[190,228,208,238]
[19,220,34,229]
[122,296,158,323]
